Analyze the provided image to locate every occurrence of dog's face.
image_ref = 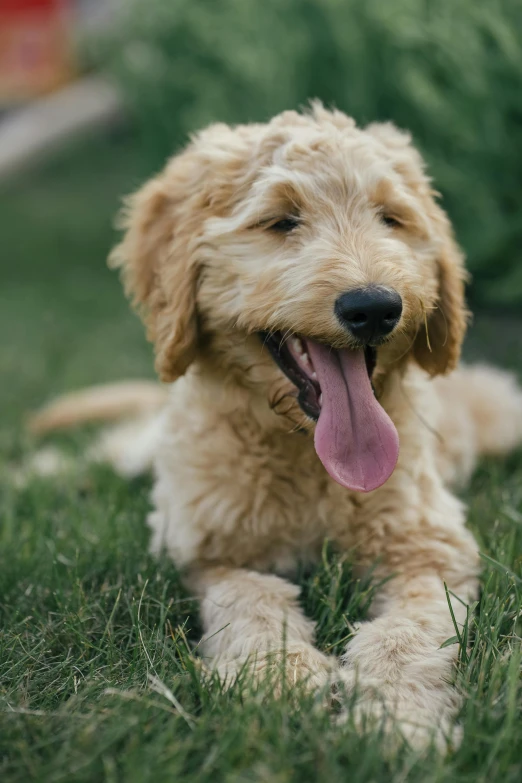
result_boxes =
[111,105,467,492]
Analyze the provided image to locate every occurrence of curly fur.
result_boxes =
[29,104,522,751]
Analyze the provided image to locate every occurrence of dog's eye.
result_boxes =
[381,213,402,229]
[269,216,300,233]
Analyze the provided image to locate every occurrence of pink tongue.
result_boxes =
[306,342,399,492]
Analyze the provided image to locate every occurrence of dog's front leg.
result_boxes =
[340,483,480,750]
[192,567,338,693]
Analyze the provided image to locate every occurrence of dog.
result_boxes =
[29,104,522,750]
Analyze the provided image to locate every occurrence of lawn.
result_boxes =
[1,130,521,782]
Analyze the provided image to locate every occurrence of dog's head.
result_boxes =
[111,104,467,492]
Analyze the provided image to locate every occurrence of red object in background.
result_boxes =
[0,0,73,103]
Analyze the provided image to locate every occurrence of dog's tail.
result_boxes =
[27,380,168,435]
[434,364,522,486]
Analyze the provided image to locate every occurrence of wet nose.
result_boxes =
[335,287,403,344]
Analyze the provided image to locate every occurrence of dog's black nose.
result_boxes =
[335,287,403,344]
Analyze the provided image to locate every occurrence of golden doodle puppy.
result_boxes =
[30,104,522,750]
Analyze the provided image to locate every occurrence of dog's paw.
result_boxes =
[205,643,340,697]
[337,679,462,754]
[336,617,462,753]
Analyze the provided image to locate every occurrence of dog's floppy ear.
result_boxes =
[413,208,469,376]
[110,148,206,382]
[111,125,257,381]
[367,122,468,376]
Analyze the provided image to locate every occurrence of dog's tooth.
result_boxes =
[290,337,303,355]
[318,393,323,406]
[311,371,317,379]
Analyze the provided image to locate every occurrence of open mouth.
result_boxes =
[259,331,399,493]
[260,331,376,421]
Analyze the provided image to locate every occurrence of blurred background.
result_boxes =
[1,0,522,440]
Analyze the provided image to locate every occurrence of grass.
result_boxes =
[1,130,521,782]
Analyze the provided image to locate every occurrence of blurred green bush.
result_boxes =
[95,0,522,307]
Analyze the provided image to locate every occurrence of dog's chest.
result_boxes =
[149,415,361,571]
